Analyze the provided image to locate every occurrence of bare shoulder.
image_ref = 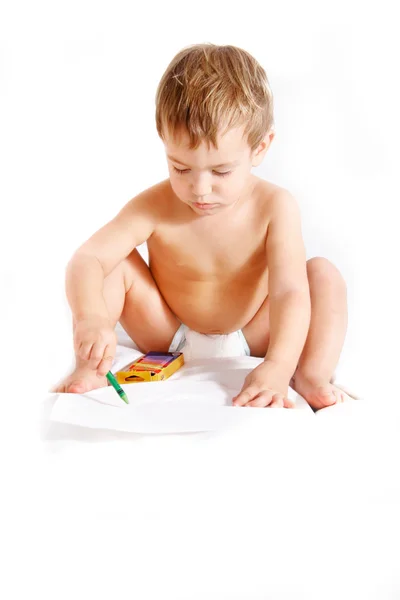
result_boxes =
[253,177,299,217]
[124,178,171,215]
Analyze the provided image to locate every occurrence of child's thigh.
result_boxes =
[241,295,270,358]
[101,249,157,320]
[117,249,180,352]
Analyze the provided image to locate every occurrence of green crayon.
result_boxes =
[106,371,129,404]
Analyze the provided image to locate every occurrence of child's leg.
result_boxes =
[292,257,348,410]
[54,249,180,393]
[242,257,348,410]
[115,248,181,352]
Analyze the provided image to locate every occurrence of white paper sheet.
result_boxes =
[50,379,311,434]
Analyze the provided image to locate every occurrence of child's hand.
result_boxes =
[232,361,295,408]
[73,316,117,376]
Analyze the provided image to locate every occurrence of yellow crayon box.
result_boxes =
[115,351,184,384]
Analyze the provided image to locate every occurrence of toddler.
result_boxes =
[54,43,348,411]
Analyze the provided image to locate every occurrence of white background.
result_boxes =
[1,1,400,599]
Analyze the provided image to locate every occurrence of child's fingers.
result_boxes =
[270,395,296,408]
[283,396,296,409]
[247,391,275,407]
[97,346,115,376]
[78,342,93,361]
[89,341,107,369]
[232,386,260,406]
[269,394,284,408]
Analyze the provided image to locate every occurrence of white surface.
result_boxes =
[50,380,251,433]
[49,319,367,436]
[38,363,400,600]
[49,359,312,433]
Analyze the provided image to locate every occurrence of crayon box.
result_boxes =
[115,351,184,384]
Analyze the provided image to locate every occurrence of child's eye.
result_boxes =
[214,171,231,177]
[173,166,231,177]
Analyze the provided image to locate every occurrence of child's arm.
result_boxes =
[232,190,310,408]
[263,190,311,377]
[66,187,159,321]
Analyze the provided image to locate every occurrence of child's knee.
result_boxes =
[103,249,151,296]
[122,248,155,292]
[307,257,346,291]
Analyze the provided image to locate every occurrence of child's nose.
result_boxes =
[193,184,212,197]
[192,174,212,197]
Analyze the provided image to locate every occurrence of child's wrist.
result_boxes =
[262,356,296,381]
[74,310,110,322]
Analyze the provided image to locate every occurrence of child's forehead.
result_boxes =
[164,125,250,160]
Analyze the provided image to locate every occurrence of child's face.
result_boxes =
[164,124,271,216]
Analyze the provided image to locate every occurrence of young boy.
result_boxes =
[54,43,348,411]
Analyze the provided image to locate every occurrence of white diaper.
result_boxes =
[169,324,251,360]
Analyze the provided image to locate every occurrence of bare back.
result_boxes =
[147,177,281,334]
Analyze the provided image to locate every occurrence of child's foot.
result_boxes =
[52,365,108,394]
[292,373,346,412]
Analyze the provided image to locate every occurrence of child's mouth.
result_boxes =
[192,202,219,210]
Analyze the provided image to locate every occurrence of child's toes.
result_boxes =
[67,380,88,394]
[333,388,345,403]
[292,376,346,411]
[314,385,337,407]
[302,384,338,411]
[52,382,66,393]
[53,367,108,394]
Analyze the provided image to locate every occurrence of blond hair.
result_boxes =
[155,43,274,152]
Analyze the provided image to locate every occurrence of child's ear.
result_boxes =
[251,130,275,167]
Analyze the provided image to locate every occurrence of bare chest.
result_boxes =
[148,216,268,280]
